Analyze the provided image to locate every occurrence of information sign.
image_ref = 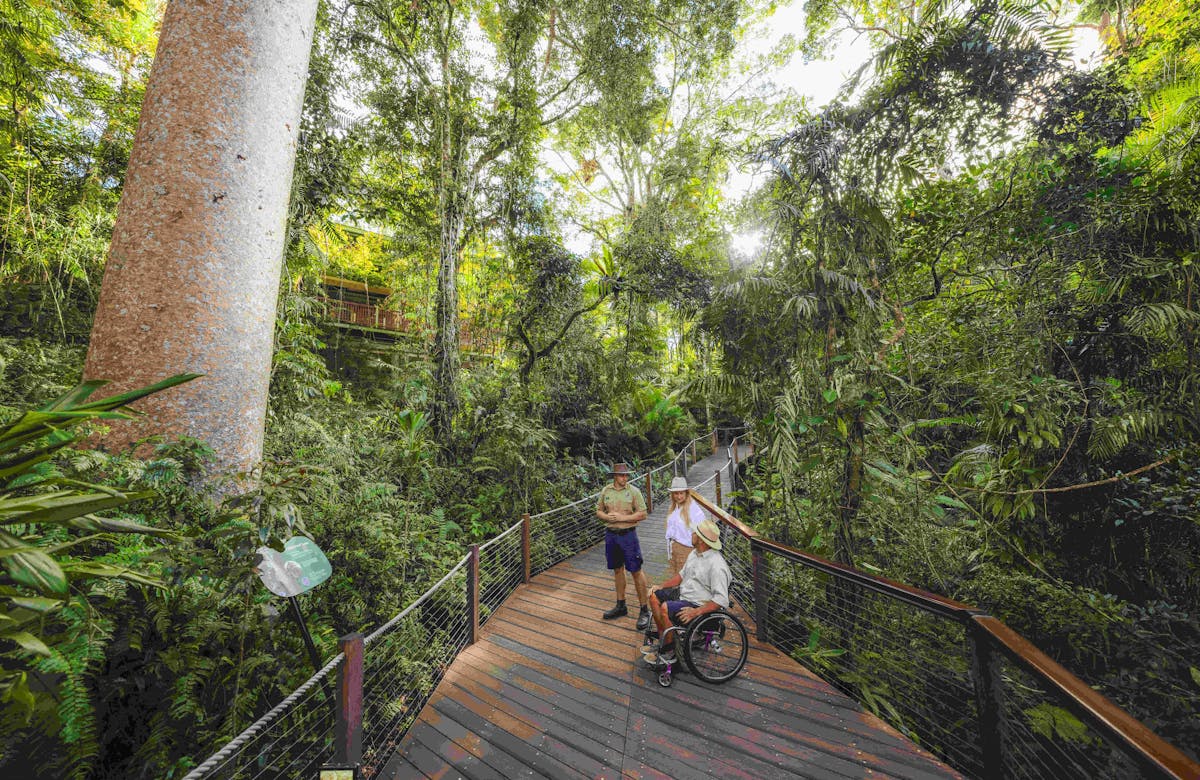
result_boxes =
[256,536,332,597]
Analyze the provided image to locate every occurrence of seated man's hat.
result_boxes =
[695,519,722,550]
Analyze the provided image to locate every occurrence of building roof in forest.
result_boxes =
[321,275,393,298]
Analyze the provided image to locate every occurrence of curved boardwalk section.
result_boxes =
[384,452,961,779]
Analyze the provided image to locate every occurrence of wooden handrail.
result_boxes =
[688,488,1200,779]
[974,616,1200,779]
[690,490,976,619]
[689,489,758,540]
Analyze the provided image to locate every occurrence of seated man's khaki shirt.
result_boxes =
[678,548,733,608]
[596,483,646,531]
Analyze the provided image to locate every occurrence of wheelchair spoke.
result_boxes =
[682,611,748,684]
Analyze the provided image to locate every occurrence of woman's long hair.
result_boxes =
[668,489,694,534]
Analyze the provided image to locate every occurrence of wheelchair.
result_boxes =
[642,608,749,688]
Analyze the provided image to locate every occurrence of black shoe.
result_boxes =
[635,606,651,631]
[603,601,628,620]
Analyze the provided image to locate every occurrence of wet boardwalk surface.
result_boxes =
[383,452,962,779]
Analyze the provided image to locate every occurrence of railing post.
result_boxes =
[333,633,363,767]
[751,540,768,642]
[521,514,531,584]
[711,430,718,454]
[715,469,722,505]
[645,474,653,513]
[733,438,739,466]
[692,439,697,464]
[467,544,480,645]
[968,619,1006,779]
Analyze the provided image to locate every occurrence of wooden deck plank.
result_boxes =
[452,653,628,761]
[388,740,464,780]
[418,706,537,780]
[402,720,506,780]
[442,667,621,776]
[457,646,630,734]
[384,451,962,779]
[433,688,589,779]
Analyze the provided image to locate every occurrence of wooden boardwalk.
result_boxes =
[383,452,962,779]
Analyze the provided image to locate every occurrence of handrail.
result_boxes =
[690,491,976,619]
[181,651,346,780]
[973,616,1200,779]
[691,489,1200,779]
[364,552,472,645]
[187,425,747,779]
[477,515,523,552]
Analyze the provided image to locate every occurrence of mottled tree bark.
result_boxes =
[84,0,319,480]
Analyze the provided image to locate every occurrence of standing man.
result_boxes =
[596,463,652,630]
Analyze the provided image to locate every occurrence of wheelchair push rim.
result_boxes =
[681,610,748,684]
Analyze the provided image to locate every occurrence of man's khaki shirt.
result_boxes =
[596,482,647,531]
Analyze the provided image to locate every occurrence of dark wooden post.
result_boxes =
[711,430,718,454]
[521,514,531,583]
[751,541,769,642]
[467,544,480,645]
[645,475,653,513]
[733,438,739,465]
[334,633,364,766]
[715,469,722,505]
[968,619,1006,778]
[692,439,698,464]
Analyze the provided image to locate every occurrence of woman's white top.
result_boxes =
[665,501,706,547]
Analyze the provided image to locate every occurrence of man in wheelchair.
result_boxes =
[642,518,733,666]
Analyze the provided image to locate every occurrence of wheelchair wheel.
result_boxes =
[682,611,748,684]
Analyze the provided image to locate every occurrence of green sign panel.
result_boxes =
[256,536,332,597]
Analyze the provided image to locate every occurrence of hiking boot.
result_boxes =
[603,601,628,620]
[635,605,651,631]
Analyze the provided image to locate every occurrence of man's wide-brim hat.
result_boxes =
[696,519,722,550]
[609,462,633,475]
[669,476,689,492]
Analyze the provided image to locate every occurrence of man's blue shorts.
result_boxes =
[605,528,644,573]
[654,587,698,625]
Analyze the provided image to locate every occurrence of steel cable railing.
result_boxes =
[690,486,1199,780]
[180,653,345,780]
[995,653,1143,780]
[359,555,472,777]
[188,425,1199,780]
[528,488,605,576]
[477,520,524,628]
[187,427,743,779]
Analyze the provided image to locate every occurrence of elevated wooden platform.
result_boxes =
[384,452,962,779]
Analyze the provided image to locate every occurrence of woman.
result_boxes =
[664,476,706,580]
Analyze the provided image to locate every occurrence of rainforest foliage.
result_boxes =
[0,0,1197,776]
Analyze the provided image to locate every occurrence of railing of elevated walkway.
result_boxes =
[184,428,1199,780]
[182,429,738,780]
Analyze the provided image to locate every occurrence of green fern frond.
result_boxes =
[1124,302,1200,339]
[1087,408,1168,459]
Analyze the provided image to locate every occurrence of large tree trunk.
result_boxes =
[84,0,319,481]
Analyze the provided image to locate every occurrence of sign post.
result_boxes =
[255,536,358,777]
[255,535,334,678]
